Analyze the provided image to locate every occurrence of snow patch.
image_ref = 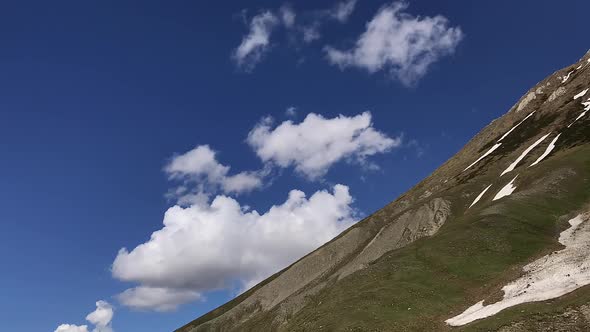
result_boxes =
[446,213,590,326]
[498,111,536,143]
[501,134,550,176]
[568,97,590,127]
[493,175,518,201]
[574,88,589,100]
[463,143,502,172]
[562,71,573,83]
[469,184,492,209]
[568,111,588,128]
[530,133,561,167]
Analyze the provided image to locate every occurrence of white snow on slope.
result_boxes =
[574,88,589,100]
[446,213,590,326]
[468,184,492,209]
[498,111,536,142]
[493,175,518,201]
[568,111,588,128]
[577,64,583,70]
[568,97,590,127]
[530,133,561,167]
[463,143,502,172]
[562,71,574,83]
[501,134,550,176]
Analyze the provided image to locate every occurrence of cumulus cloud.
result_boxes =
[117,286,201,312]
[165,145,264,204]
[55,301,114,332]
[85,301,114,332]
[325,1,463,85]
[112,185,355,311]
[233,11,280,70]
[247,112,401,179]
[55,325,88,332]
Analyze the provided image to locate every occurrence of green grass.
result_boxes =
[275,145,590,332]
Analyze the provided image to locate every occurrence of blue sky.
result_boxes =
[1,1,588,331]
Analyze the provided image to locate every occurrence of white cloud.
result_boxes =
[233,11,279,70]
[117,286,201,312]
[165,145,264,203]
[325,1,463,85]
[112,184,355,311]
[247,112,401,179]
[55,325,89,332]
[331,0,357,22]
[55,300,114,332]
[85,301,114,332]
[232,1,359,67]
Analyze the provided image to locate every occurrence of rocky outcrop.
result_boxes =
[335,198,451,279]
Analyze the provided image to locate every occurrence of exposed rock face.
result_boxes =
[548,86,566,102]
[335,198,451,280]
[517,91,537,112]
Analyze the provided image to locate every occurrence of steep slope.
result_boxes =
[178,50,590,332]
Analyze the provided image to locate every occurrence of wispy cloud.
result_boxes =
[330,0,357,22]
[232,11,280,70]
[232,1,361,69]
[285,106,297,117]
[325,1,463,85]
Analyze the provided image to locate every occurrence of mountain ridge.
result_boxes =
[177,50,590,331]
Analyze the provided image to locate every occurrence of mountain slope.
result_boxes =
[178,50,590,332]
